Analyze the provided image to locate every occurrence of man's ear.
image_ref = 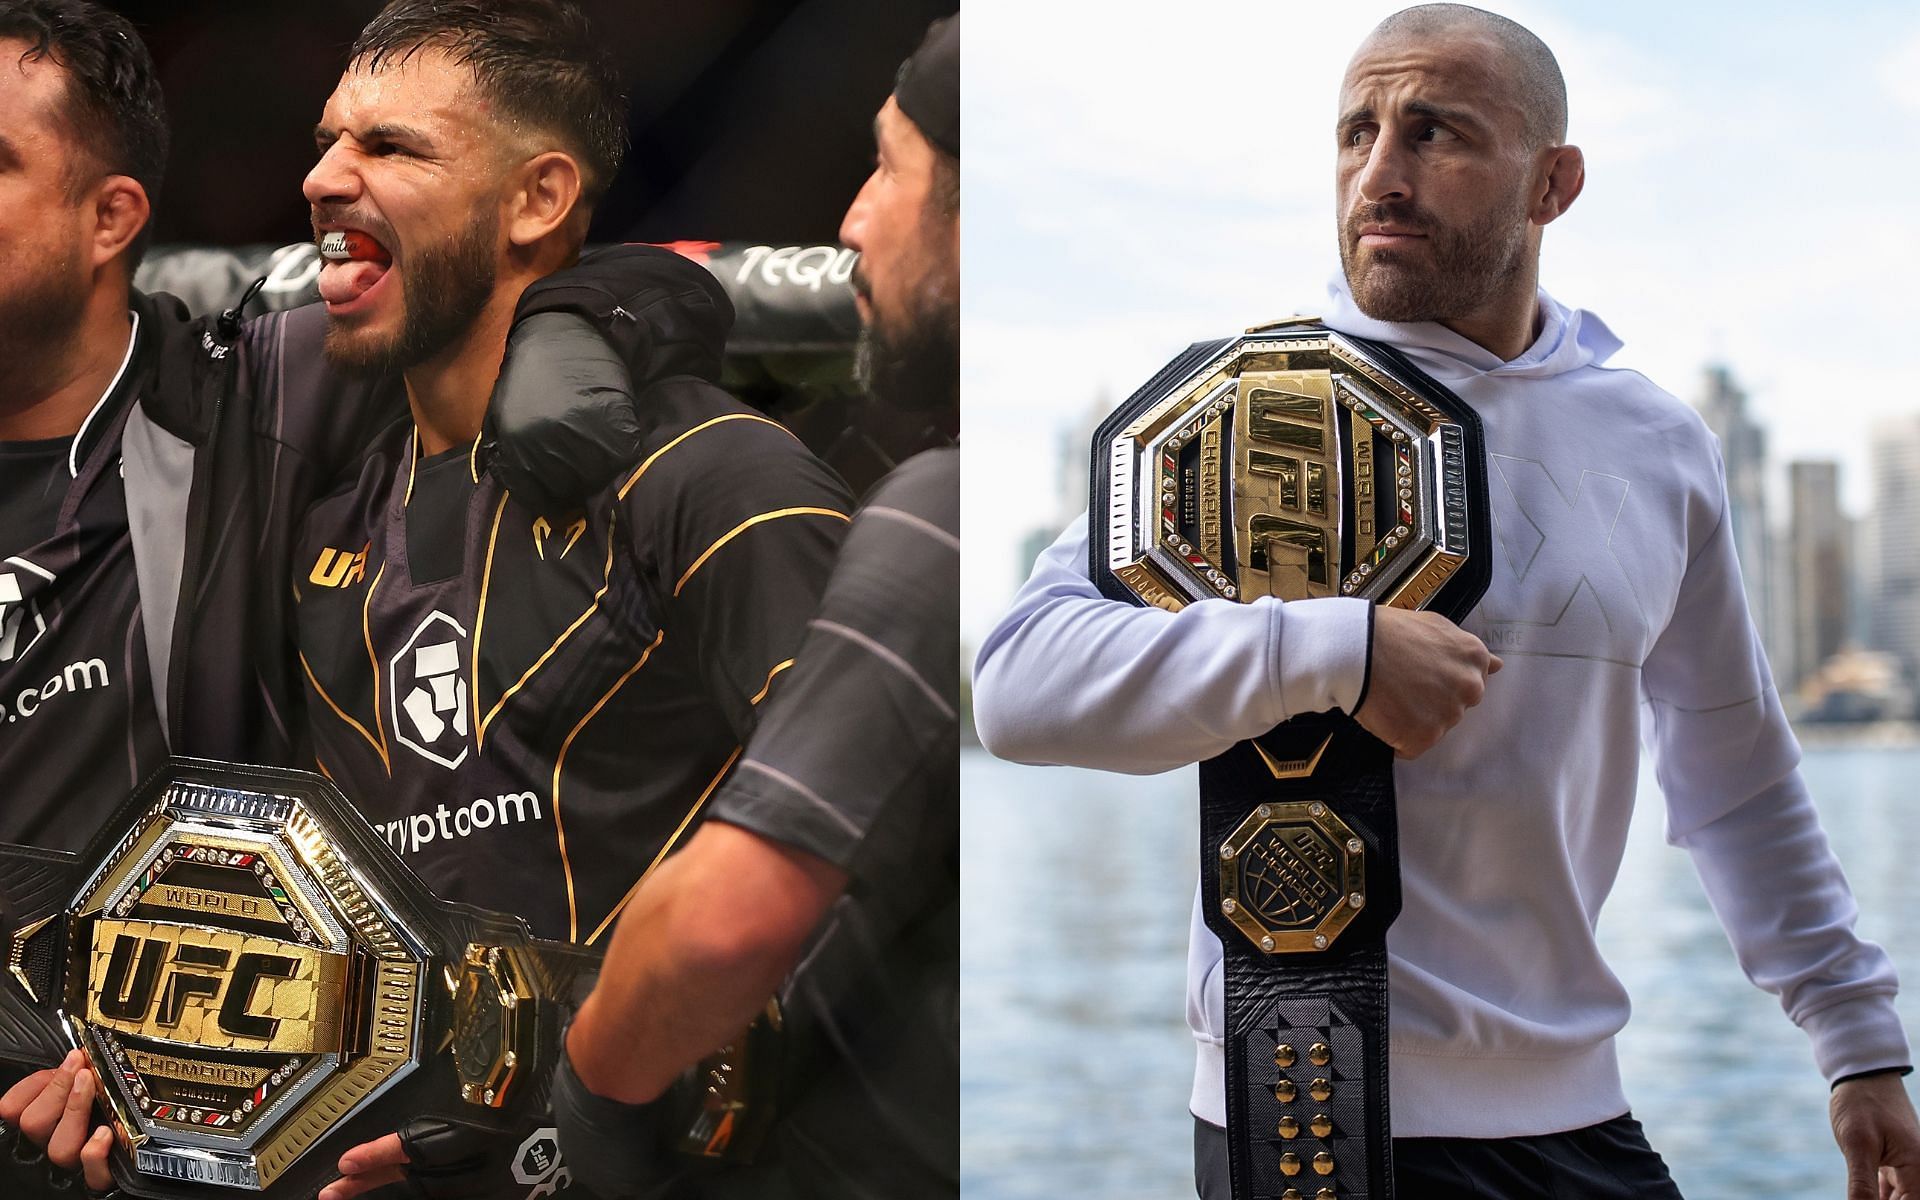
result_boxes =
[506,151,585,247]
[1531,144,1585,227]
[89,176,150,269]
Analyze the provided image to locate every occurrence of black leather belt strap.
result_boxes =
[0,842,83,1067]
[1201,715,1398,1200]
[1087,323,1491,1200]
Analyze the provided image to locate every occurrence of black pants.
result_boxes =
[1194,1114,1684,1200]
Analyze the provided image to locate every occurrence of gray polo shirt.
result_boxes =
[709,447,958,1200]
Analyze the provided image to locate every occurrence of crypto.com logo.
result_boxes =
[390,611,469,769]
[0,558,53,664]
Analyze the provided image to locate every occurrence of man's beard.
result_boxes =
[0,239,89,396]
[1339,195,1530,324]
[323,209,498,373]
[853,263,957,420]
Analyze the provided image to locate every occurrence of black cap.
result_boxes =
[894,14,958,159]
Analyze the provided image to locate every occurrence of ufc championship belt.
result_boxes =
[1089,321,1490,1200]
[0,759,777,1197]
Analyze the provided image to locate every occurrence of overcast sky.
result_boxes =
[962,0,1920,643]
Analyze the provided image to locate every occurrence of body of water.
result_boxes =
[961,744,1920,1199]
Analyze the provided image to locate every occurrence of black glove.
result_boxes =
[388,1114,587,1200]
[393,1118,495,1200]
[481,312,642,519]
[549,1051,681,1200]
[0,1114,88,1199]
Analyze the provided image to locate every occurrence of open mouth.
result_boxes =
[316,229,395,313]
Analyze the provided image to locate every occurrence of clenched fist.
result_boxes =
[1354,607,1501,758]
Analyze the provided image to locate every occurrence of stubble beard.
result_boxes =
[1339,194,1531,325]
[0,239,90,400]
[323,208,500,375]
[853,249,958,420]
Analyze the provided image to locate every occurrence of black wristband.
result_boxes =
[1832,1065,1914,1091]
[1351,603,1377,715]
[550,1045,675,1200]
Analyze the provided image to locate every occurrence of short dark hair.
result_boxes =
[351,0,626,207]
[0,0,168,264]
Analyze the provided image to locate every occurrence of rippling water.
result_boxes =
[961,744,1920,1200]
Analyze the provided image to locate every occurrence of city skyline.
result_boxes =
[963,0,1920,646]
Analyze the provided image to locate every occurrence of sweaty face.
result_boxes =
[305,50,507,372]
[0,42,95,377]
[840,98,958,414]
[1334,32,1539,324]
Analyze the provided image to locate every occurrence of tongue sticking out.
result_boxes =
[316,230,393,306]
[318,259,388,305]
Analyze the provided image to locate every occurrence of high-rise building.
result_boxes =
[1868,416,1920,677]
[1695,365,1778,665]
[1785,461,1848,692]
[1015,396,1106,579]
[1852,510,1879,656]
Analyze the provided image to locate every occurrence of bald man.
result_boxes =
[973,5,1920,1198]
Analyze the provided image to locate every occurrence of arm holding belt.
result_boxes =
[1087,323,1491,1200]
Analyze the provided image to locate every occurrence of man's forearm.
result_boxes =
[973,521,1370,773]
[565,822,847,1104]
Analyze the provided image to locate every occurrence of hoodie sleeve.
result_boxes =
[1644,445,1908,1083]
[972,517,1372,775]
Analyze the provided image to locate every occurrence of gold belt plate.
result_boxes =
[1218,801,1366,954]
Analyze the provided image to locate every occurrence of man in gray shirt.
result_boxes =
[548,15,959,1200]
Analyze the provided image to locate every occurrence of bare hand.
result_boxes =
[0,1049,116,1191]
[1354,607,1500,758]
[318,1131,410,1200]
[1831,1073,1920,1199]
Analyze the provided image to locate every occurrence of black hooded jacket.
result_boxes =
[0,284,404,854]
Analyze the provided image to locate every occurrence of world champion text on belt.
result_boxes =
[1088,321,1492,1200]
[0,759,778,1199]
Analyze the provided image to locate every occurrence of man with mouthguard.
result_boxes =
[0,0,731,1194]
[290,2,852,1198]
